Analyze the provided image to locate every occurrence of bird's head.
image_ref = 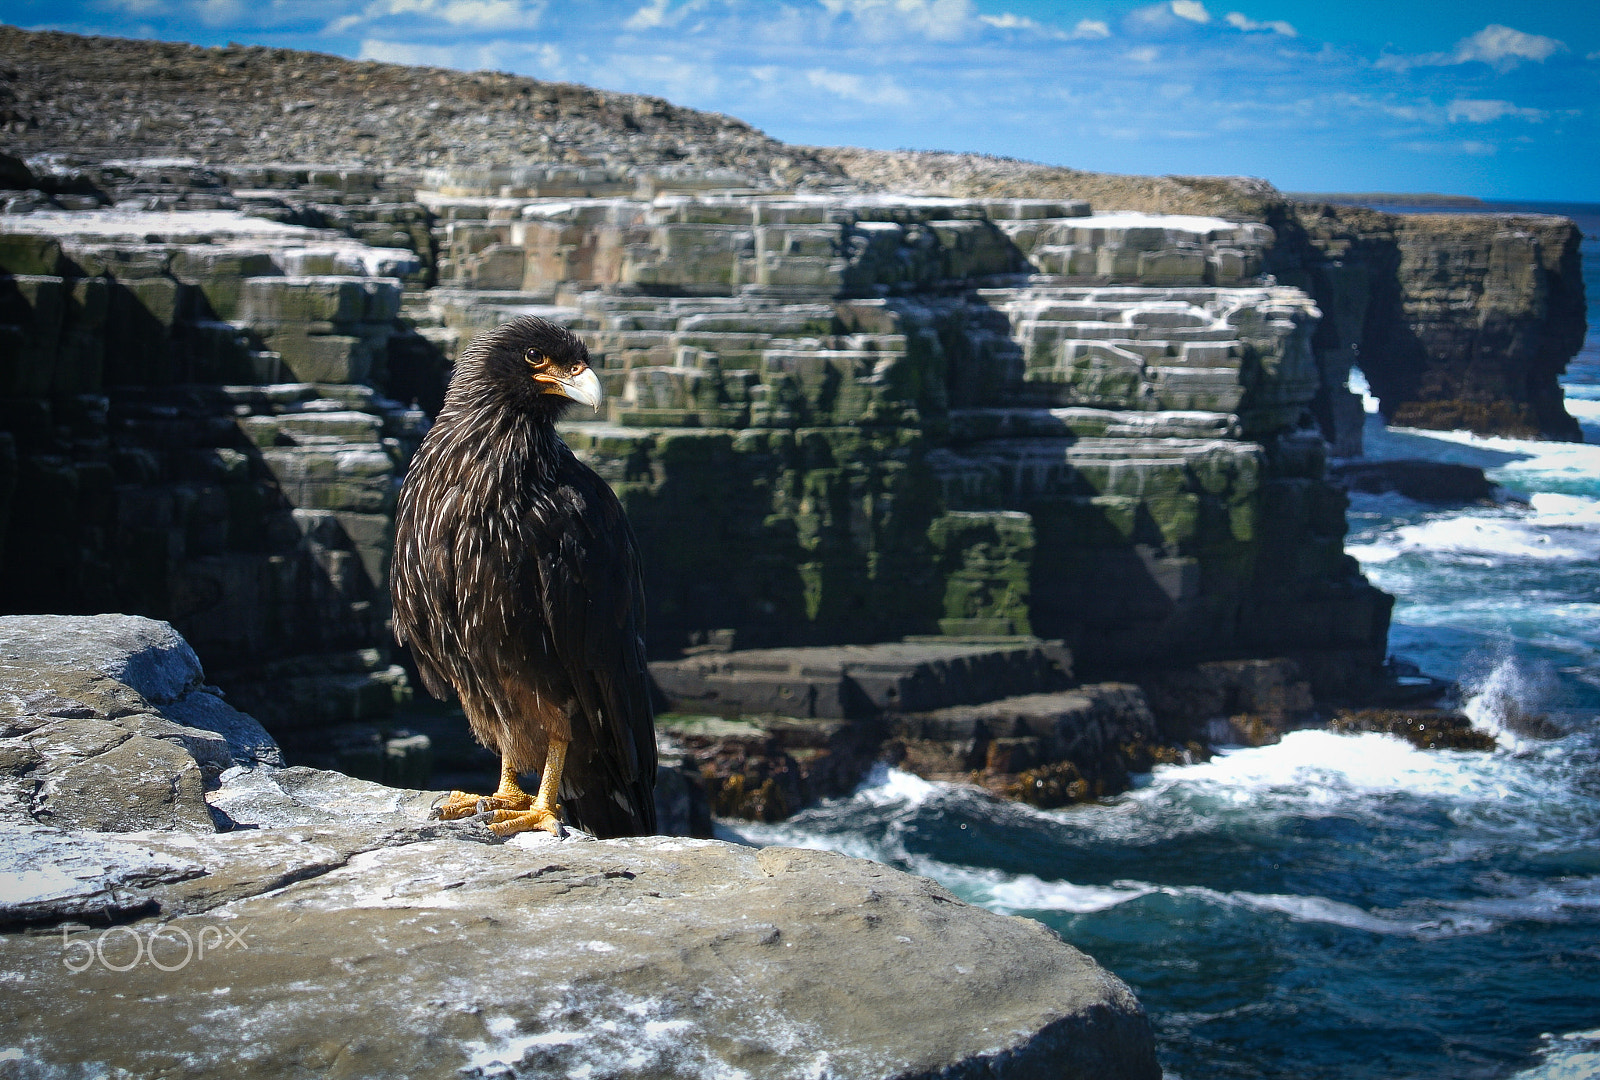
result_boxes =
[467,315,603,419]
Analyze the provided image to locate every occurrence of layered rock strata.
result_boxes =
[1264,201,1586,447]
[0,26,1586,817]
[3,26,1587,449]
[0,615,1161,1080]
[0,161,1394,800]
[653,642,1321,816]
[0,197,435,775]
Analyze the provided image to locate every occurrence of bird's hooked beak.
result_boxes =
[536,366,604,413]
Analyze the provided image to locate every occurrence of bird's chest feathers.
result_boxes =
[435,426,584,566]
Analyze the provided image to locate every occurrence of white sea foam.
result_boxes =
[1347,495,1600,566]
[1459,652,1567,749]
[901,857,1158,915]
[1197,888,1495,937]
[1440,875,1600,925]
[901,861,1499,935]
[1380,422,1600,497]
[734,733,1537,859]
[851,762,944,808]
[1508,1028,1600,1080]
[1137,730,1493,802]
[849,856,1509,938]
[1347,367,1381,414]
[1565,396,1600,423]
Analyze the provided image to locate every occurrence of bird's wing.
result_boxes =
[391,437,463,703]
[525,451,658,837]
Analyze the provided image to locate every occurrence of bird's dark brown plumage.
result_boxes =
[391,316,656,838]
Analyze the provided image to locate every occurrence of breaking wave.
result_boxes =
[1346,494,1600,566]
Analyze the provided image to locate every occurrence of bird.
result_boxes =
[390,315,657,839]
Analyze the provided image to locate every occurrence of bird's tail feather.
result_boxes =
[567,776,657,839]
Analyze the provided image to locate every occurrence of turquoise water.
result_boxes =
[727,203,1600,1079]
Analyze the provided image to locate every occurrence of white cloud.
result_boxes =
[972,12,1049,33]
[805,67,912,107]
[1224,11,1295,37]
[1126,1,1213,34]
[977,11,1111,40]
[978,12,1033,30]
[1451,24,1564,67]
[1399,137,1500,156]
[603,52,723,104]
[525,42,564,77]
[622,0,716,31]
[358,38,468,66]
[1125,46,1159,63]
[356,36,563,76]
[625,0,671,30]
[1381,102,1434,122]
[1446,98,1546,123]
[819,0,976,42]
[103,0,295,23]
[331,0,545,34]
[1380,23,1566,72]
[194,0,249,24]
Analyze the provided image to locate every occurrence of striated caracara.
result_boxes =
[391,316,656,839]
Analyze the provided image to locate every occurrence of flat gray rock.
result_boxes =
[0,616,1160,1078]
[0,613,206,705]
[0,832,1157,1080]
[0,823,204,923]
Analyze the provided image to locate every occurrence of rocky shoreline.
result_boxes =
[0,614,1161,1079]
[0,24,1586,821]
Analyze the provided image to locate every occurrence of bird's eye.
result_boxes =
[525,350,553,372]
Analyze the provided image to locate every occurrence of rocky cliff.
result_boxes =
[1263,202,1587,447]
[0,615,1161,1080]
[812,152,1588,449]
[0,25,1586,810]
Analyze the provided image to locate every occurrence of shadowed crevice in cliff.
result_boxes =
[0,237,434,782]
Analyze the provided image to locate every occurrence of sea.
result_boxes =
[726,200,1600,1080]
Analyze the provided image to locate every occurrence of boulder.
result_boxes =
[1330,707,1500,750]
[891,683,1167,807]
[5,611,201,703]
[1329,459,1495,504]
[0,615,284,833]
[0,616,1161,1080]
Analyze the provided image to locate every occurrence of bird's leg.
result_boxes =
[482,738,567,838]
[429,756,534,821]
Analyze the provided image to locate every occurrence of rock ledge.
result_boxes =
[0,615,1159,1079]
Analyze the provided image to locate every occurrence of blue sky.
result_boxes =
[4,0,1597,201]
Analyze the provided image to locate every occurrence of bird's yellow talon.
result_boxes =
[485,807,564,838]
[430,788,532,821]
